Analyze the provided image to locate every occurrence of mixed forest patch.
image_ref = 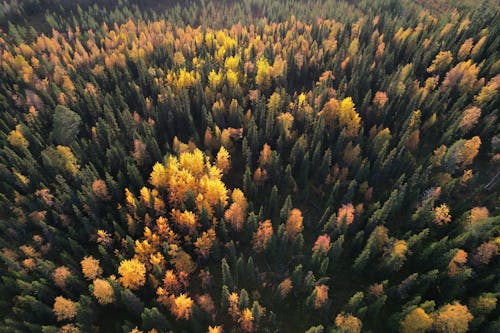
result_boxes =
[0,0,499,332]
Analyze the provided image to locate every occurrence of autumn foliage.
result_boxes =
[170,294,194,320]
[118,258,146,290]
[53,296,78,321]
[0,1,497,332]
[92,278,114,304]
[81,256,103,280]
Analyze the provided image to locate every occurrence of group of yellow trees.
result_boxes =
[67,141,312,331]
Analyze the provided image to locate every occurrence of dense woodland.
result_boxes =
[0,0,499,332]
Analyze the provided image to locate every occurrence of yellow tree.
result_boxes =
[93,278,114,304]
[170,293,194,320]
[268,92,282,114]
[335,313,362,333]
[208,70,223,90]
[277,112,294,140]
[400,308,433,333]
[59,324,80,333]
[216,146,231,174]
[53,296,77,321]
[207,326,223,333]
[224,202,245,232]
[256,58,271,91]
[231,188,248,212]
[239,308,254,332]
[468,207,489,224]
[442,60,479,93]
[474,76,499,105]
[338,97,361,138]
[434,302,473,333]
[434,204,452,225]
[427,51,453,73]
[171,209,198,233]
[81,256,103,280]
[96,229,112,246]
[55,145,80,175]
[7,125,29,148]
[194,229,217,258]
[149,162,169,190]
[118,258,146,290]
[458,38,473,59]
[162,270,181,294]
[460,136,481,167]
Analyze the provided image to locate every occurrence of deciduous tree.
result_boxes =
[118,258,146,290]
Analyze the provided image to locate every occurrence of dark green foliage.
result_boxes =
[52,105,81,146]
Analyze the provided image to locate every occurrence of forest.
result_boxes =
[0,0,499,332]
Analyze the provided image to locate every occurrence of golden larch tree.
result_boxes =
[434,302,473,333]
[7,125,29,148]
[216,146,231,174]
[255,58,271,90]
[162,270,181,294]
[194,229,217,258]
[118,258,146,290]
[427,51,453,73]
[81,256,103,280]
[434,204,452,225]
[170,293,194,320]
[239,308,254,332]
[207,326,223,333]
[93,278,114,304]
[338,97,361,138]
[400,307,433,333]
[53,266,71,289]
[334,313,362,333]
[53,296,78,321]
